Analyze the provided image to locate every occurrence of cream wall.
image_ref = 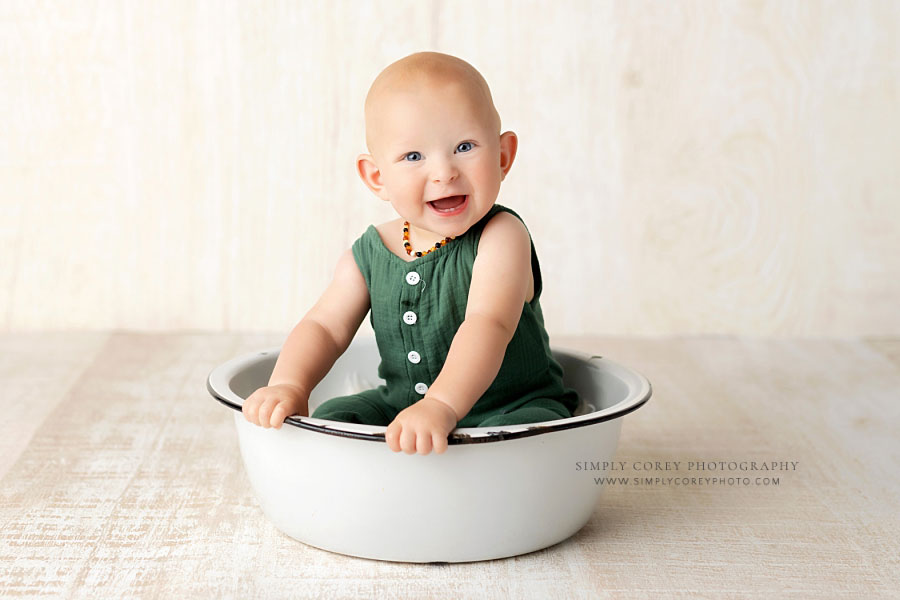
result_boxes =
[2,0,898,336]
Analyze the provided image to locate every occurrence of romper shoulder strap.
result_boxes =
[350,225,380,290]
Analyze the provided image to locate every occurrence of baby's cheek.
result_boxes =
[474,162,503,189]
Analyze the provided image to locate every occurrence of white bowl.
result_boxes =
[207,337,651,563]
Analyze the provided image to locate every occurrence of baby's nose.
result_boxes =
[431,165,458,183]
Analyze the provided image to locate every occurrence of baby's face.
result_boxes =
[362,80,514,239]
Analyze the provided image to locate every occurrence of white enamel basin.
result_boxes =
[207,337,651,563]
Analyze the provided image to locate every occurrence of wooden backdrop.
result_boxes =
[2,0,898,336]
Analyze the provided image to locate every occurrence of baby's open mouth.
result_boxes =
[427,195,468,213]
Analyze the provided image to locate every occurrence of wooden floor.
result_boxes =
[1,333,898,598]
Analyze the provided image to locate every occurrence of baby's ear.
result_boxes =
[499,131,518,181]
[356,154,387,199]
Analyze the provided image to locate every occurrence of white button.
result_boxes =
[407,350,421,364]
[414,382,428,394]
[402,311,417,325]
[405,271,420,285]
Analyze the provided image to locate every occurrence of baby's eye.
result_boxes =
[456,141,474,153]
[403,151,423,162]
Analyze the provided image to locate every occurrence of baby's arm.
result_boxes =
[384,212,532,453]
[243,248,370,428]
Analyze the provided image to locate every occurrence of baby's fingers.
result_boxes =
[270,403,288,429]
[431,431,448,455]
[256,397,280,429]
[415,432,433,456]
[399,427,419,455]
[242,391,264,424]
[385,422,402,452]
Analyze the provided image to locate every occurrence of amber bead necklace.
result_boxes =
[403,222,456,258]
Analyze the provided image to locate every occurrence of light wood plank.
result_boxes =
[0,332,110,479]
[1,334,898,597]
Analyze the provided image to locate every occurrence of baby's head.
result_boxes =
[357,52,517,239]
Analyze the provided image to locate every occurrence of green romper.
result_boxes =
[310,203,580,428]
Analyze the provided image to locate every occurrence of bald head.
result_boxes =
[364,52,501,153]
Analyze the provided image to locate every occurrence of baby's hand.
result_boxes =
[385,397,459,455]
[242,383,309,429]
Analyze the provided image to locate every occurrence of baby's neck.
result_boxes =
[375,219,465,263]
[405,222,455,252]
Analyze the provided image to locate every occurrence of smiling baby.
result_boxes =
[242,51,579,455]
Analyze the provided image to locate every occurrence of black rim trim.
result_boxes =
[207,377,652,445]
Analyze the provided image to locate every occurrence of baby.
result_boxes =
[242,51,578,455]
